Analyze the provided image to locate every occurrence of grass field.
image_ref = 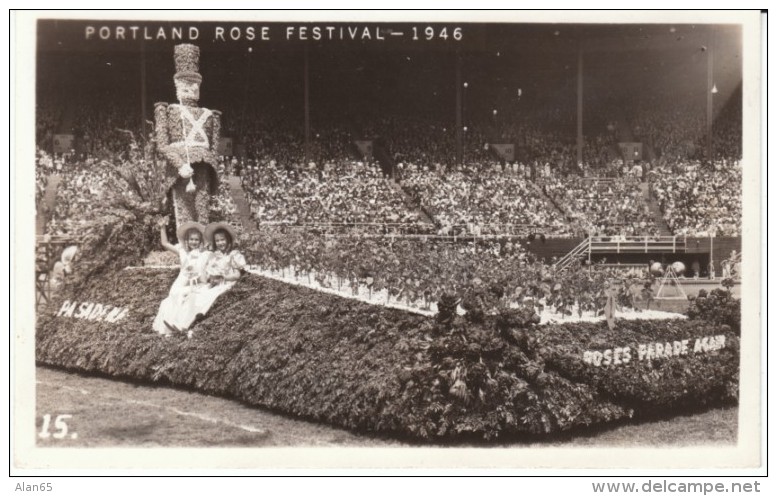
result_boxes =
[35,366,737,449]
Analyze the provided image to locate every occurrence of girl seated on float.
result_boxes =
[182,222,246,331]
[152,218,211,336]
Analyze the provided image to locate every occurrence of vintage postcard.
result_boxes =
[12,10,764,473]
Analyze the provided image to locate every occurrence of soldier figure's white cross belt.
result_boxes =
[178,105,212,147]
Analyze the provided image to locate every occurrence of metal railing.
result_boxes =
[554,238,591,271]
[258,222,570,238]
[588,235,685,254]
[258,222,437,236]
[554,235,688,272]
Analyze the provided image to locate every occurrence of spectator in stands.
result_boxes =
[400,163,570,236]
[542,174,658,237]
[242,159,426,228]
[650,159,741,236]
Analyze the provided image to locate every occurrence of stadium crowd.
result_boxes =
[36,101,61,153]
[35,81,744,239]
[399,163,572,236]
[541,174,659,236]
[241,159,425,226]
[631,98,706,162]
[44,158,118,236]
[649,159,742,237]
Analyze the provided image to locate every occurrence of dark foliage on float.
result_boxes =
[49,152,169,289]
[536,320,739,411]
[686,282,741,335]
[37,270,739,441]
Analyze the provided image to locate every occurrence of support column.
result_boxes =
[455,53,463,165]
[706,26,715,163]
[140,40,147,140]
[576,49,584,167]
[304,47,311,164]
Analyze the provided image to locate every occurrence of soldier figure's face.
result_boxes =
[175,78,200,104]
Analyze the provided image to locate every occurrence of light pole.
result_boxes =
[304,46,311,165]
[576,48,584,168]
[140,39,147,141]
[462,82,468,166]
[706,26,715,163]
[455,53,463,165]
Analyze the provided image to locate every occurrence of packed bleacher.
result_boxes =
[541,175,659,236]
[221,104,355,166]
[43,155,240,238]
[35,78,744,240]
[36,100,61,153]
[710,88,743,161]
[631,98,706,162]
[649,159,742,237]
[44,158,119,236]
[628,87,743,236]
[399,163,572,236]
[73,101,147,159]
[35,148,54,210]
[241,158,426,227]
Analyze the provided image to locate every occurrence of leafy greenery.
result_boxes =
[244,229,654,318]
[687,287,741,335]
[37,270,739,441]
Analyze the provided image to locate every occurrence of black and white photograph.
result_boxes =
[12,10,764,473]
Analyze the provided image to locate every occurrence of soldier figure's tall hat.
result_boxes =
[174,44,202,84]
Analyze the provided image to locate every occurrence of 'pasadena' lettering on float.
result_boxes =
[582,335,726,367]
[56,300,129,323]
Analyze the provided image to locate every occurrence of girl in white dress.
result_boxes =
[184,222,246,333]
[152,218,211,336]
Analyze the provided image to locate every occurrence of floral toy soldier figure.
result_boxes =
[154,44,222,229]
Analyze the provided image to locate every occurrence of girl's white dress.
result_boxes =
[187,250,247,325]
[152,245,211,335]
[176,250,246,329]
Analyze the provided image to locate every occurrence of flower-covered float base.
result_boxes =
[36,269,739,441]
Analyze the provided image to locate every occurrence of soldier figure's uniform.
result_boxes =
[154,44,221,229]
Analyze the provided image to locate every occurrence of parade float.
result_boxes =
[36,44,739,442]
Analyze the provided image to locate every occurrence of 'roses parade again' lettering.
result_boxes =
[583,335,726,367]
[56,300,129,323]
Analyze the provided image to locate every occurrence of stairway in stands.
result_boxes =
[641,182,673,236]
[530,180,568,220]
[225,175,258,234]
[37,174,62,235]
[386,177,435,225]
